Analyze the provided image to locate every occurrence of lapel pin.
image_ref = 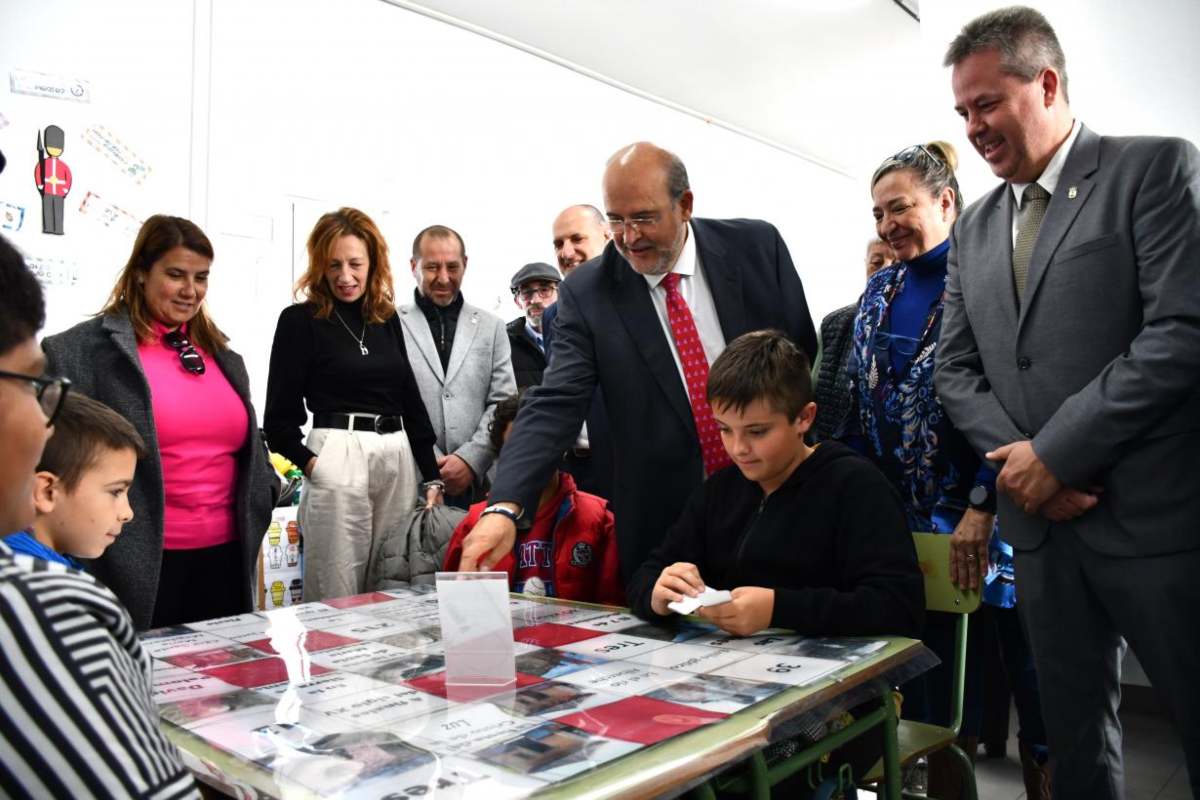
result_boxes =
[1067,186,1078,199]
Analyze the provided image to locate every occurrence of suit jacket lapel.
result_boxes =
[445,305,480,385]
[399,305,446,383]
[609,254,695,434]
[691,219,747,341]
[102,313,146,376]
[1019,125,1101,329]
[981,184,1020,331]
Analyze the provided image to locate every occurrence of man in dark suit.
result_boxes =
[458,142,817,583]
[934,8,1200,798]
[544,204,615,500]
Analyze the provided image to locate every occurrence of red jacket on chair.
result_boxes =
[443,472,624,606]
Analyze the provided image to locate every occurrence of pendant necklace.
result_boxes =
[333,310,369,355]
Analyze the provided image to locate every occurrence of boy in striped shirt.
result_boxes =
[0,233,199,799]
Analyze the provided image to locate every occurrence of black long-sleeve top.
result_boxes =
[264,298,439,481]
[627,441,925,638]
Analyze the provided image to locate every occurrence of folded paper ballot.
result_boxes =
[668,587,733,616]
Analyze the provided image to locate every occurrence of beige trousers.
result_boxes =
[299,427,418,602]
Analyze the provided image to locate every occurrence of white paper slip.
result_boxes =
[668,587,733,615]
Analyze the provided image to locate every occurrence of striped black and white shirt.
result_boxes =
[0,542,199,799]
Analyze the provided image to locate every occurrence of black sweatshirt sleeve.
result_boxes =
[391,316,440,482]
[626,482,710,622]
[263,305,316,470]
[770,466,925,638]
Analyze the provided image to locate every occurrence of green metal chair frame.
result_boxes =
[859,531,981,799]
[693,532,980,800]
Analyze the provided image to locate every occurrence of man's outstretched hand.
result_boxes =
[458,505,520,572]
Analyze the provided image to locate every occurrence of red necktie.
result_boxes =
[661,272,732,476]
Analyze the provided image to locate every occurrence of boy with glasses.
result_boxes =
[0,234,199,798]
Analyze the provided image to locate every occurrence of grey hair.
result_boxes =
[871,141,964,215]
[943,6,1069,103]
[664,151,690,201]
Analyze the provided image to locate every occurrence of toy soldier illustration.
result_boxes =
[34,125,71,235]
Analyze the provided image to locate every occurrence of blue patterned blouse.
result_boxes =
[840,240,1015,608]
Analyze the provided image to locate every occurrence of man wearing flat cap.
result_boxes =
[506,262,561,389]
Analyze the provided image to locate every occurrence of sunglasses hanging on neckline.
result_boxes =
[163,328,206,375]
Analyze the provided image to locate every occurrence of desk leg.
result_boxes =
[879,680,902,800]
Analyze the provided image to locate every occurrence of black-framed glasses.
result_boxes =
[517,284,558,303]
[163,328,206,375]
[0,370,71,427]
[873,329,922,359]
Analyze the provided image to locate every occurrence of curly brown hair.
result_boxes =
[295,208,396,324]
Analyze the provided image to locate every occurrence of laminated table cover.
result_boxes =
[146,587,934,799]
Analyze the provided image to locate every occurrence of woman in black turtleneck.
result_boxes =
[265,207,442,602]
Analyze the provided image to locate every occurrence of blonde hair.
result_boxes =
[295,208,395,324]
[871,140,963,214]
[99,215,227,352]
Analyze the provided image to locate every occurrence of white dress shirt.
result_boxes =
[641,222,726,388]
[1011,118,1082,246]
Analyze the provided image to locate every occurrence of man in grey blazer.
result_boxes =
[935,8,1200,798]
[399,225,516,508]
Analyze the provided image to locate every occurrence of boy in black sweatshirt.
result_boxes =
[628,330,924,639]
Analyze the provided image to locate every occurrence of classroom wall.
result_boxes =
[3,0,1198,420]
[0,1,195,335]
[2,0,869,414]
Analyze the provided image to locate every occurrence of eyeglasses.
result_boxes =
[892,144,940,164]
[0,370,72,427]
[163,328,206,375]
[873,330,923,359]
[605,214,659,234]
[517,284,558,303]
[873,144,946,180]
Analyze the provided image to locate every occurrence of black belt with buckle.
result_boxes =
[314,412,404,434]
[568,447,592,459]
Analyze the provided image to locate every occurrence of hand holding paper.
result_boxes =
[667,586,734,615]
[698,586,776,637]
[650,561,706,616]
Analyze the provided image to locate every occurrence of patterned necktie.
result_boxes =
[1013,182,1050,298]
[661,272,732,476]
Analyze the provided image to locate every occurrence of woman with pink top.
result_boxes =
[44,215,278,629]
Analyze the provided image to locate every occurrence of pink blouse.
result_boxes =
[139,322,248,550]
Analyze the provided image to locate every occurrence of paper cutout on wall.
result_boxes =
[10,69,92,104]
[34,126,72,235]
[77,191,143,236]
[26,255,80,288]
[1,202,25,232]
[82,125,152,185]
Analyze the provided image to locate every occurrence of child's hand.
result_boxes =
[650,562,706,616]
[698,587,774,637]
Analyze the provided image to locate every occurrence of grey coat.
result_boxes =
[43,313,278,629]
[398,299,517,489]
[935,125,1200,557]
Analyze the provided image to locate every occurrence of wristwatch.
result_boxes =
[480,504,522,525]
[968,484,996,514]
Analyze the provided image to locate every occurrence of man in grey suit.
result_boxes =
[399,225,516,508]
[935,8,1200,798]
